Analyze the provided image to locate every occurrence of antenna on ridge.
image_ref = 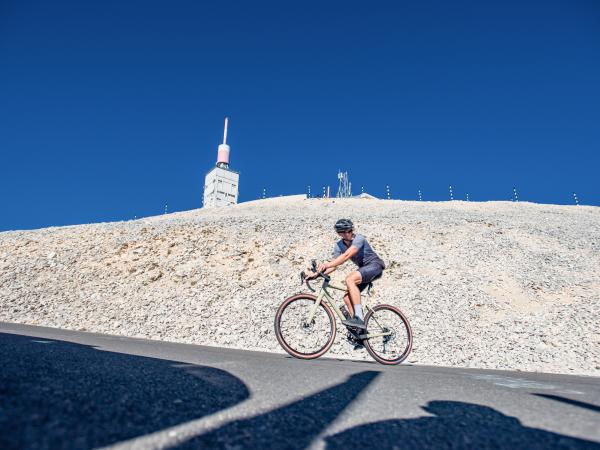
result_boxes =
[336,171,352,198]
[215,116,231,170]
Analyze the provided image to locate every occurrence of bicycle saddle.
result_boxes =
[366,272,382,295]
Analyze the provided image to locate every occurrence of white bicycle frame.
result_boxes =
[307,278,392,339]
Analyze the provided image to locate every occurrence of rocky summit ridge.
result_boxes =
[1,195,599,375]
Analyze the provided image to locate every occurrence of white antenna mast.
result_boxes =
[223,117,229,145]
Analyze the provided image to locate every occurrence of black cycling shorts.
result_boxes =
[357,261,384,292]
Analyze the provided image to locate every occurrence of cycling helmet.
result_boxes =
[334,218,354,232]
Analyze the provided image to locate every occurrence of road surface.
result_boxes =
[1,322,598,449]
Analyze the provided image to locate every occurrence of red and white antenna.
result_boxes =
[217,117,230,169]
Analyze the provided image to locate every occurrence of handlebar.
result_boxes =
[300,259,330,291]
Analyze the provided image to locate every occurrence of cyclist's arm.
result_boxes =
[327,246,358,269]
[308,265,336,278]
[307,265,336,278]
[323,266,337,275]
[315,242,359,274]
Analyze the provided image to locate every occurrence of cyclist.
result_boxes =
[306,218,386,330]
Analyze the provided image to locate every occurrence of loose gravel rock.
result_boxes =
[1,196,599,375]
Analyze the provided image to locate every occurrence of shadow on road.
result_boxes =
[0,332,249,450]
[324,400,600,449]
[533,393,600,414]
[4,329,596,450]
[176,371,380,449]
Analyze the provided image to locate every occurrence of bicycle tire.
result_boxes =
[363,304,413,365]
[274,294,337,359]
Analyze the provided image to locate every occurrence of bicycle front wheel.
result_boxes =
[274,294,336,359]
[363,304,413,365]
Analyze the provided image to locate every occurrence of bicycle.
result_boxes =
[274,260,413,365]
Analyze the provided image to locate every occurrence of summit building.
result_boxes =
[203,117,239,208]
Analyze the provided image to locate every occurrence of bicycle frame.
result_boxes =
[307,278,392,340]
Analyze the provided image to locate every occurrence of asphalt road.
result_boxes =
[1,322,599,450]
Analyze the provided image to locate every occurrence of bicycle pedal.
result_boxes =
[346,328,361,337]
[346,336,364,349]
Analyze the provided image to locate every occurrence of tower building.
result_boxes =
[203,117,239,208]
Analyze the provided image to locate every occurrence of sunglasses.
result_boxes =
[337,230,353,235]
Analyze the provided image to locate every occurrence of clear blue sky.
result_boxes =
[1,0,599,231]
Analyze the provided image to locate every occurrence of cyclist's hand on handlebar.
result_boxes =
[304,270,318,280]
[317,263,329,274]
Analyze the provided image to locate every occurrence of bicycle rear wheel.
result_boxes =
[363,304,413,365]
[274,294,336,359]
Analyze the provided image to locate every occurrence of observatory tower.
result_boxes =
[202,117,239,208]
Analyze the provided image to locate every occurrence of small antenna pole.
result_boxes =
[418,189,422,201]
[386,185,391,200]
[449,185,454,201]
[164,203,168,214]
[573,192,579,206]
[513,187,519,202]
[307,185,311,198]
[466,193,470,202]
[262,188,266,199]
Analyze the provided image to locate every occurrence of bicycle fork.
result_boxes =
[306,290,326,324]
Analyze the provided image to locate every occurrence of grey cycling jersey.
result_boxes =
[332,233,385,268]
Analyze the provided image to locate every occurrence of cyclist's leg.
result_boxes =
[343,293,354,316]
[343,271,370,331]
[344,283,369,314]
[357,263,384,292]
[354,263,384,314]
[345,271,363,307]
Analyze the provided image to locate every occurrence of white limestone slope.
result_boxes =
[1,196,599,375]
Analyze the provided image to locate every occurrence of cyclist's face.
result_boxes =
[337,230,353,239]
